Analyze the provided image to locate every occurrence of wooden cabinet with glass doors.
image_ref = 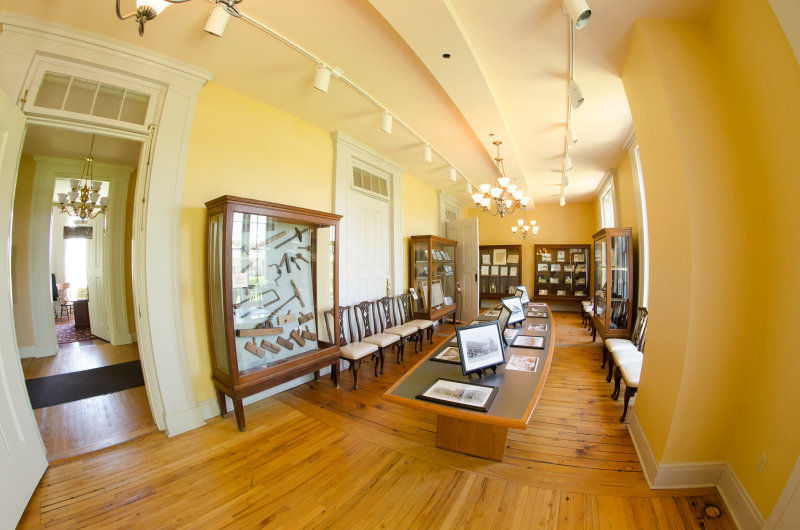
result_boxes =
[410,235,457,322]
[205,196,342,431]
[479,245,522,300]
[591,227,633,340]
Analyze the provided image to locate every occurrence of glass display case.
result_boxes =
[592,227,633,340]
[479,245,522,300]
[410,235,457,322]
[206,196,341,431]
[533,244,591,301]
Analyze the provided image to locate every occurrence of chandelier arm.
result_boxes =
[115,0,139,20]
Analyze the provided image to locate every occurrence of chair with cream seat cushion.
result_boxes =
[353,301,399,375]
[375,296,418,362]
[324,306,379,390]
[613,360,642,422]
[603,307,648,378]
[398,293,434,345]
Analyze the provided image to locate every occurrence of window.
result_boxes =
[352,165,389,199]
[600,182,616,228]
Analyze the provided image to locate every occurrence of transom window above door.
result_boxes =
[352,165,389,200]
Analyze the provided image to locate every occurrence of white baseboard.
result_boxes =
[164,405,206,437]
[718,464,765,530]
[18,342,58,358]
[199,365,335,420]
[628,410,659,487]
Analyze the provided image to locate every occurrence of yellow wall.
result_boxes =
[180,82,335,403]
[11,156,36,347]
[401,174,439,289]
[622,0,800,517]
[465,201,595,298]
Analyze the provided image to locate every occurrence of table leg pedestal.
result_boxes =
[436,415,508,461]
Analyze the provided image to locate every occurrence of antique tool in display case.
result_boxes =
[206,196,341,431]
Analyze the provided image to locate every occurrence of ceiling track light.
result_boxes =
[563,156,573,172]
[568,80,584,109]
[204,3,231,36]
[563,0,591,29]
[561,171,570,189]
[116,0,243,36]
[566,125,578,146]
[559,187,567,207]
[313,65,331,92]
[380,111,393,134]
[449,167,457,182]
[423,144,432,163]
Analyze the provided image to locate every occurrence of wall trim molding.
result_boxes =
[18,344,55,359]
[627,410,659,487]
[718,464,765,530]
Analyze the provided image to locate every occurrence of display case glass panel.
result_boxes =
[411,235,457,321]
[533,244,591,300]
[591,227,633,340]
[479,245,522,299]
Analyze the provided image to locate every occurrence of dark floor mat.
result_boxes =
[26,361,145,409]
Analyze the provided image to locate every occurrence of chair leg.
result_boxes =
[601,345,608,369]
[611,367,622,400]
[621,386,638,422]
[415,330,423,353]
[331,362,340,388]
[351,359,360,390]
[606,356,615,382]
[427,327,434,344]
[373,350,381,377]
[396,339,404,363]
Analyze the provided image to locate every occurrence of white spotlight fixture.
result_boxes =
[559,188,567,207]
[566,124,578,146]
[423,144,432,163]
[449,167,457,182]
[561,171,570,189]
[380,112,392,134]
[313,65,331,93]
[568,80,584,109]
[204,3,230,36]
[563,0,592,29]
[563,156,573,172]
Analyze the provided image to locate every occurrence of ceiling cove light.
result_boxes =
[313,65,331,92]
[563,0,592,29]
[380,111,393,134]
[117,0,243,36]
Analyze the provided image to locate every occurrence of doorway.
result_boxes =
[12,125,157,461]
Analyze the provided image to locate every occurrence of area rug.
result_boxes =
[26,361,145,409]
[56,322,96,344]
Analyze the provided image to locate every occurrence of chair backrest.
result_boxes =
[376,296,397,328]
[353,301,376,340]
[397,294,414,324]
[324,306,349,347]
[631,307,648,350]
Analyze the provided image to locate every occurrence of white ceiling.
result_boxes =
[4,0,714,205]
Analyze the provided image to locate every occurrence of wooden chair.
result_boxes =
[56,282,72,318]
[375,296,418,362]
[398,293,434,346]
[324,306,379,390]
[603,307,648,377]
[614,361,642,422]
[353,301,400,375]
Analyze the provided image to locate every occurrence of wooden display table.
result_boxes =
[383,304,555,460]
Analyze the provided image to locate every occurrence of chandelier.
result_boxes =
[471,140,530,217]
[511,217,539,240]
[56,135,109,221]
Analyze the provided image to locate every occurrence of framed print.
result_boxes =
[421,282,429,310]
[501,296,525,325]
[549,277,559,284]
[482,254,491,265]
[557,250,565,262]
[528,323,548,332]
[576,264,586,272]
[409,287,419,300]
[509,266,518,276]
[431,346,461,364]
[497,304,512,344]
[507,253,520,264]
[576,277,586,285]
[573,252,585,263]
[537,275,547,284]
[514,285,530,305]
[556,290,566,296]
[541,252,552,262]
[564,264,574,272]
[416,378,499,412]
[506,354,540,372]
[503,328,518,342]
[512,335,545,349]
[480,265,490,275]
[527,310,548,318]
[538,289,548,296]
[456,321,506,375]
[431,280,445,307]
[575,290,585,297]
[499,266,508,276]
[491,265,500,276]
[550,263,561,272]
[565,275,572,284]
[537,263,549,272]
[493,248,507,265]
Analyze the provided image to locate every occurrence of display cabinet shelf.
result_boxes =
[479,244,522,300]
[592,227,634,340]
[410,235,457,322]
[533,244,591,301]
[205,196,341,431]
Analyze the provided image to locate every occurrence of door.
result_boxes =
[347,190,391,304]
[0,88,48,526]
[87,211,110,341]
[446,218,479,322]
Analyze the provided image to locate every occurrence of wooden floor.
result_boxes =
[18,312,735,528]
[20,336,157,462]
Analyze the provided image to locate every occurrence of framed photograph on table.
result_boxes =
[514,285,530,305]
[527,310,548,318]
[416,379,499,412]
[512,335,545,349]
[456,321,506,375]
[501,296,525,326]
[497,304,513,345]
[430,346,461,364]
[493,248,507,265]
[506,354,539,372]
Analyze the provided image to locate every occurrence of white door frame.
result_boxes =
[766,452,800,528]
[332,131,404,302]
[0,15,211,436]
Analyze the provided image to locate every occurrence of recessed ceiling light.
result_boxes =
[442,53,451,59]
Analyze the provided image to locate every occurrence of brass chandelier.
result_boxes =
[511,217,539,240]
[56,135,109,221]
[471,140,530,217]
